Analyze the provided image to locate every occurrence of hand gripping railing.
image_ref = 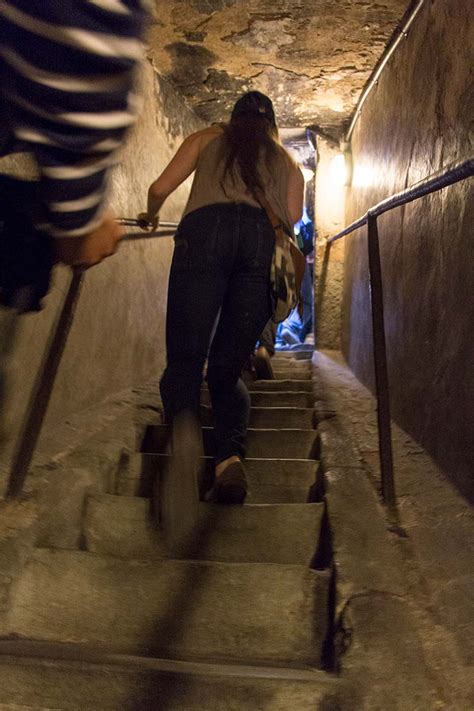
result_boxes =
[326,157,474,512]
[3,218,178,499]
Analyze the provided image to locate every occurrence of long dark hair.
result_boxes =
[221,92,281,200]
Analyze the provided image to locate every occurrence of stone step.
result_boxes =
[201,389,313,408]
[271,369,312,381]
[0,642,345,710]
[272,358,311,368]
[247,379,313,392]
[201,405,315,429]
[117,453,318,504]
[7,549,330,666]
[274,345,313,358]
[272,359,311,370]
[84,494,323,565]
[141,425,320,460]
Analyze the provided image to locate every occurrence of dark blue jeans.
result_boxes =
[160,203,274,463]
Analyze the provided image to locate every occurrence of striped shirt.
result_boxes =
[0,0,150,237]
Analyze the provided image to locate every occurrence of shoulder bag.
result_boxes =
[256,193,306,323]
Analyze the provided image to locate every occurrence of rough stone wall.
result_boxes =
[2,62,204,440]
[314,138,346,349]
[341,0,474,500]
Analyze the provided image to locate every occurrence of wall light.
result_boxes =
[300,166,315,183]
[341,142,353,187]
[328,143,352,187]
[352,162,375,188]
[329,154,347,186]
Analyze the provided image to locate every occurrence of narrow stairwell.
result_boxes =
[0,348,346,709]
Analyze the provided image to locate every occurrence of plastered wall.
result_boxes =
[342,0,474,500]
[2,62,204,439]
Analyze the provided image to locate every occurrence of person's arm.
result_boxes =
[287,164,305,225]
[0,0,149,265]
[139,126,223,229]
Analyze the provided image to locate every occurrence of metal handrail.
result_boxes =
[345,0,426,142]
[328,158,474,244]
[119,218,178,229]
[325,157,474,511]
[4,219,178,499]
[118,218,178,241]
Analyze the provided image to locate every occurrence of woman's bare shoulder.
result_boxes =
[190,124,225,140]
[203,124,226,134]
[183,124,225,153]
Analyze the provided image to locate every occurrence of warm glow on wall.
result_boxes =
[329,154,348,186]
[352,162,375,188]
[328,143,353,187]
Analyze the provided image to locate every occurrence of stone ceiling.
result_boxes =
[148,0,410,138]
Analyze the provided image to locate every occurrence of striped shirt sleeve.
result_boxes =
[0,0,150,237]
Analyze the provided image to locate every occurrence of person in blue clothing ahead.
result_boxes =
[139,91,304,507]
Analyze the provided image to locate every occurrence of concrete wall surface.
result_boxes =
[2,62,204,441]
[342,0,474,500]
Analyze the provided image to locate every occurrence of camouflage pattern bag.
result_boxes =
[257,194,306,323]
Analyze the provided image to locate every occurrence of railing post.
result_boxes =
[5,268,85,499]
[0,287,34,447]
[367,214,397,510]
[2,221,179,500]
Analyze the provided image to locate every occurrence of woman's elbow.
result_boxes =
[148,180,169,201]
[289,205,303,225]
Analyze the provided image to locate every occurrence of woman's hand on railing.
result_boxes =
[54,210,123,267]
[137,212,159,232]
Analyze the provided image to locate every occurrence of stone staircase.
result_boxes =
[0,348,348,709]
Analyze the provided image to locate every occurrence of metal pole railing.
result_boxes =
[5,269,85,499]
[328,157,474,244]
[345,0,426,142]
[0,287,35,448]
[325,157,473,509]
[118,219,178,229]
[4,220,178,500]
[367,215,396,510]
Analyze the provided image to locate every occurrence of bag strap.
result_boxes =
[254,191,291,249]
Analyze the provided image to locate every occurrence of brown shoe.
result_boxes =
[204,460,248,505]
[252,346,274,380]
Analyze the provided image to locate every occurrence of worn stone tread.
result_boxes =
[142,425,320,460]
[84,494,323,564]
[201,390,313,408]
[247,379,313,392]
[272,362,311,370]
[0,643,346,710]
[7,549,329,665]
[271,369,312,381]
[117,454,318,503]
[273,362,311,371]
[273,343,314,360]
[201,405,315,429]
[272,355,312,364]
